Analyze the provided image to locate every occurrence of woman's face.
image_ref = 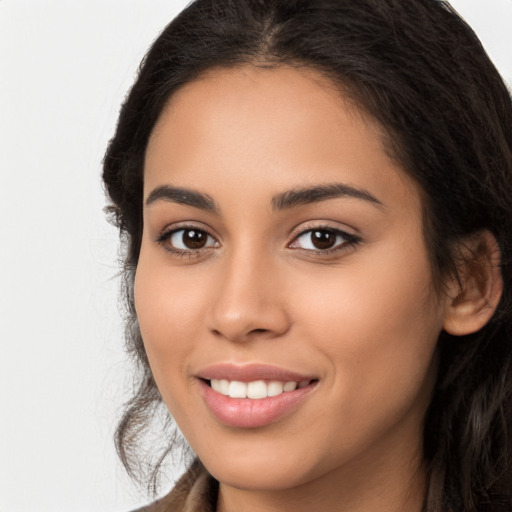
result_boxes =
[136,66,449,497]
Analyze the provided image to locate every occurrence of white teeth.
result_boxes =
[210,378,310,399]
[247,380,267,399]
[219,379,230,395]
[267,381,284,397]
[283,381,298,392]
[211,379,222,393]
[211,379,230,395]
[228,381,247,398]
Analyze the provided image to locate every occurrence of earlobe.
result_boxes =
[443,231,503,336]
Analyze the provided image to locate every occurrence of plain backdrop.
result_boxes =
[0,1,511,511]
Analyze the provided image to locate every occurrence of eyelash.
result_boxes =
[155,225,361,258]
[155,225,218,258]
[289,226,361,255]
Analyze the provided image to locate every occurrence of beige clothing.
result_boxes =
[133,460,217,512]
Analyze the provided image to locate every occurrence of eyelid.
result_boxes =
[154,221,221,257]
[154,221,219,242]
[288,220,359,241]
[171,229,218,249]
[153,220,360,257]
[287,222,362,253]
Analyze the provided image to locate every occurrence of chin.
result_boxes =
[195,435,326,492]
[207,460,314,492]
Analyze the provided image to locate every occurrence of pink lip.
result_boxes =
[196,363,314,383]
[196,364,318,428]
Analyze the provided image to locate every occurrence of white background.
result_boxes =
[0,1,510,511]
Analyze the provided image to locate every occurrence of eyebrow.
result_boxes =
[145,185,218,212]
[145,182,383,213]
[272,183,384,210]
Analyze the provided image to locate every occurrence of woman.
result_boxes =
[103,0,512,510]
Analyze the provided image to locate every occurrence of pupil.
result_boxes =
[312,230,336,249]
[183,230,207,249]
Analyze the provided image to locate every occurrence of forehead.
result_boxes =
[149,65,377,155]
[144,65,420,214]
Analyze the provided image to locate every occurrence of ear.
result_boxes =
[443,230,503,336]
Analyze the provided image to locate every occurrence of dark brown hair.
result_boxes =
[103,1,512,509]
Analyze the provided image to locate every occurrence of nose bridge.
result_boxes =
[207,243,289,342]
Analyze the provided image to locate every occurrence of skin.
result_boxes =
[135,66,453,512]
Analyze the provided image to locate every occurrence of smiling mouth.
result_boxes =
[198,371,319,427]
[205,378,317,399]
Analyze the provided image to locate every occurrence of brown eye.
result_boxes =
[290,227,359,252]
[183,229,207,249]
[169,228,218,250]
[310,229,337,249]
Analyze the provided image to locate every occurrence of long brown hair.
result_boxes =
[103,1,512,509]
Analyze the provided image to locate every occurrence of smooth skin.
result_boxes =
[135,66,501,512]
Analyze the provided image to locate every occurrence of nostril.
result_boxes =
[207,303,290,342]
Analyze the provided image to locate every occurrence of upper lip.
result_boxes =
[196,363,316,383]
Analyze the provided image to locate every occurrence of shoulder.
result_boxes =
[129,460,218,512]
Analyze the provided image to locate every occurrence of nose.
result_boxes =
[205,250,291,343]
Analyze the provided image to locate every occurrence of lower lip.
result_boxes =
[198,380,317,428]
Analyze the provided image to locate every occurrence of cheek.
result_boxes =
[133,257,202,393]
[291,241,443,408]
